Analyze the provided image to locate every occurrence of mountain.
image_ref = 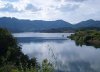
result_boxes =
[75,19,100,28]
[0,17,73,32]
[0,17,100,33]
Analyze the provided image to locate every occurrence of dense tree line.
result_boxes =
[69,30,100,48]
[0,28,54,72]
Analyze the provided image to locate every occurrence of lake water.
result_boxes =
[13,33,100,72]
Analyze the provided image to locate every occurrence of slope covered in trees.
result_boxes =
[0,28,54,72]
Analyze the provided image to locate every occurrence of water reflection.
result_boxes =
[16,37,68,43]
[14,33,100,72]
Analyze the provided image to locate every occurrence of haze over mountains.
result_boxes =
[0,17,100,33]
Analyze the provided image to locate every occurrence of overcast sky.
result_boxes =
[0,0,100,23]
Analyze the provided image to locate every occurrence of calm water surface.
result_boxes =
[13,33,100,72]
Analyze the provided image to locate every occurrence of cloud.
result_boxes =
[26,4,41,12]
[65,0,87,2]
[0,3,19,12]
[55,0,87,2]
[56,4,80,12]
[1,0,19,2]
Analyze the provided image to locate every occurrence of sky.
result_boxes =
[0,0,100,24]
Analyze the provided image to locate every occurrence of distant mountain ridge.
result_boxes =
[0,17,100,32]
[75,19,100,28]
[0,17,72,32]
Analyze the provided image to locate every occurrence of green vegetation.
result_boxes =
[0,28,54,72]
[69,30,100,48]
